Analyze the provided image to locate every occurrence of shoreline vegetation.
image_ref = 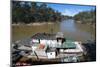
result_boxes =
[12,1,72,24]
[12,1,96,27]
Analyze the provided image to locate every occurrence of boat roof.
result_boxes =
[31,33,56,40]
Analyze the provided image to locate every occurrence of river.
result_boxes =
[60,19,95,42]
[12,19,96,42]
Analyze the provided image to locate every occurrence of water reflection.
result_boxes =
[59,19,95,42]
[60,19,77,32]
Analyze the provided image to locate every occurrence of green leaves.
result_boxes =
[74,10,96,24]
[12,1,63,24]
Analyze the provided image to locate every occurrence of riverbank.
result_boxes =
[75,20,96,28]
[12,22,59,26]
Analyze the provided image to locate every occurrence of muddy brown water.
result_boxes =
[12,19,96,42]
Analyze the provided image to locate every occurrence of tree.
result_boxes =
[74,9,96,24]
[12,1,69,24]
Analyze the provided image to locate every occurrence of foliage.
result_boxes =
[74,9,96,24]
[12,1,64,24]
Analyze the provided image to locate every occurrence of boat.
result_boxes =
[12,32,84,64]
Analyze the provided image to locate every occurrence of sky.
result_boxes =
[46,3,96,16]
[17,1,96,17]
